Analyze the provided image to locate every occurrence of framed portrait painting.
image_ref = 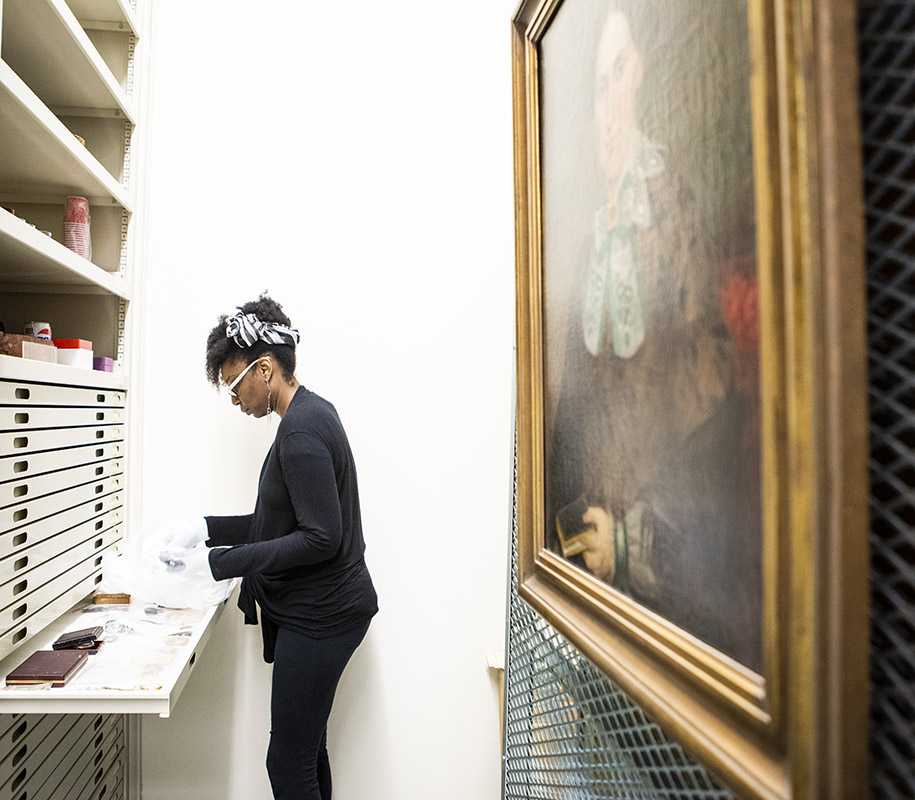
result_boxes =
[511,0,870,797]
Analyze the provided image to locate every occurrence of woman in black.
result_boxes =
[198,294,377,800]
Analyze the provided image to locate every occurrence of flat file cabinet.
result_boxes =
[0,374,125,663]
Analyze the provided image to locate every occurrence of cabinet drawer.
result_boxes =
[0,714,64,788]
[0,425,124,456]
[0,476,123,535]
[0,503,122,563]
[0,551,109,654]
[0,407,124,432]
[0,382,125,408]
[0,715,98,800]
[0,714,76,795]
[0,521,121,596]
[74,722,124,800]
[0,459,123,509]
[0,715,21,740]
[0,441,123,483]
[0,535,109,618]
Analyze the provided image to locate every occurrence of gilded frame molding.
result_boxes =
[510,0,870,797]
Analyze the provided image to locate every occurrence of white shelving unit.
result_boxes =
[0,2,216,797]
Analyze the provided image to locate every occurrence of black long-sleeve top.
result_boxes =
[205,386,377,662]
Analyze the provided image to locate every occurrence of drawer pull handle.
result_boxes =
[11,768,26,793]
[13,744,27,767]
[95,750,104,766]
[13,533,27,547]
[13,581,27,596]
[13,509,27,523]
[12,603,27,619]
[189,651,197,668]
[95,484,104,494]
[97,412,105,421]
[13,485,27,498]
[11,627,26,645]
[96,520,104,530]
[96,430,105,439]
[96,447,104,457]
[11,721,27,743]
[96,466,104,476]
[94,574,103,585]
[13,557,27,571]
[95,556,103,567]
[95,538,104,548]
[95,731,104,747]
[95,502,103,512]
[95,716,104,730]
[13,437,28,448]
[97,393,105,403]
[14,413,28,424]
[13,461,28,473]
[14,388,30,400]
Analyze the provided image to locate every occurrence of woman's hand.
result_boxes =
[160,518,209,550]
[579,506,615,581]
[158,544,215,578]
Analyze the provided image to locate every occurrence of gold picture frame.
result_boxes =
[511,1,870,798]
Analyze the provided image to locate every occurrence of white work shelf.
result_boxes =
[0,598,229,718]
[0,210,128,298]
[0,354,127,390]
[67,0,142,37]
[0,60,132,209]
[1,0,137,124]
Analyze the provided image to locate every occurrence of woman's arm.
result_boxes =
[208,432,343,580]
[204,514,254,547]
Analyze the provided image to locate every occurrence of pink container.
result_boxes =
[63,196,91,260]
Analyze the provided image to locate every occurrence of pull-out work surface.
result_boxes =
[0,598,228,717]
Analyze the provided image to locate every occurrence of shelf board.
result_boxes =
[0,354,127,389]
[0,599,229,717]
[0,211,128,298]
[66,0,142,37]
[1,0,137,124]
[0,60,132,210]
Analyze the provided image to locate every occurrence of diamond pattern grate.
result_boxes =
[504,3,913,798]
[861,2,915,799]
[503,435,732,799]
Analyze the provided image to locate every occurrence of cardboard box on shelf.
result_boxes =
[0,334,58,362]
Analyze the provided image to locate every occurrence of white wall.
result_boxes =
[135,2,516,799]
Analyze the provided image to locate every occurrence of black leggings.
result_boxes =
[266,622,369,799]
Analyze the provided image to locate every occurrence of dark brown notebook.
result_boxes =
[6,649,89,688]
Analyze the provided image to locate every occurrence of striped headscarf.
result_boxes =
[225,312,300,349]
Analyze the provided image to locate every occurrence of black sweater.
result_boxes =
[205,386,377,662]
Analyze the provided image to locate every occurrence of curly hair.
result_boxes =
[205,293,297,386]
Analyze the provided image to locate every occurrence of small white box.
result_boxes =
[22,341,58,363]
[56,348,94,369]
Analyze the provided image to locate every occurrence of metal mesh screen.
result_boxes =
[503,440,732,799]
[860,1,915,798]
[504,3,914,798]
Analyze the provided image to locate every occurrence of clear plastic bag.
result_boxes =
[98,519,235,609]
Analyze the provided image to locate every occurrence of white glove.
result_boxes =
[158,544,215,578]
[159,518,208,550]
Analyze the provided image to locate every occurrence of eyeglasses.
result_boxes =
[225,359,260,397]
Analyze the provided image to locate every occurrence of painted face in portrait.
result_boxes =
[593,11,644,194]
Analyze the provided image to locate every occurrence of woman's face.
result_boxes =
[221,356,270,417]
